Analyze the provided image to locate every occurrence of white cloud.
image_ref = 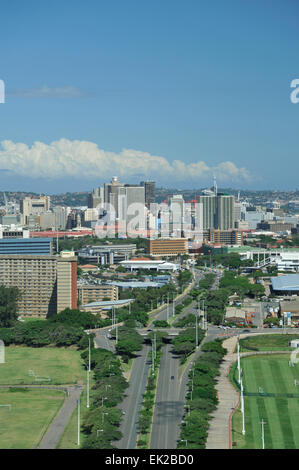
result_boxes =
[8,86,86,98]
[0,138,251,183]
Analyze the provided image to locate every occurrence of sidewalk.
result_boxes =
[205,336,239,449]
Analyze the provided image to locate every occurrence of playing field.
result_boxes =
[0,388,65,449]
[0,346,86,448]
[0,346,86,385]
[239,334,299,353]
[231,355,299,449]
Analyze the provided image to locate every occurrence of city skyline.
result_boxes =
[0,1,299,192]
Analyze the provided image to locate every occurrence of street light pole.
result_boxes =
[237,339,241,384]
[88,335,91,373]
[167,294,169,322]
[77,399,80,446]
[241,379,245,436]
[86,367,90,408]
[260,419,266,449]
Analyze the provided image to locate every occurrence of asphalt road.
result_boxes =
[150,343,183,449]
[115,344,151,449]
[150,325,222,449]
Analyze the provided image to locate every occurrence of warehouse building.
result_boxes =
[271,274,299,294]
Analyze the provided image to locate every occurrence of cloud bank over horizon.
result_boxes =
[8,86,86,99]
[0,138,251,185]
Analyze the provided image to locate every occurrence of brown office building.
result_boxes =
[0,252,77,318]
[204,229,243,245]
[78,284,118,305]
[147,238,188,257]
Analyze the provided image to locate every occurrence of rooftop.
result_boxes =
[271,274,299,291]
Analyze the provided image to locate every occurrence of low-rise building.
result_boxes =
[78,284,118,304]
[119,258,179,272]
[80,298,133,315]
[147,238,188,257]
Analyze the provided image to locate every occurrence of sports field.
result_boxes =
[230,355,299,449]
[0,388,65,449]
[0,346,86,385]
[0,346,86,448]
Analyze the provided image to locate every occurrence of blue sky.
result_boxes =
[0,0,299,193]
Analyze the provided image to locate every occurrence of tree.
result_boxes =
[0,286,21,327]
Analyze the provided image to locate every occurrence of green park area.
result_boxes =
[230,354,299,449]
[0,346,86,449]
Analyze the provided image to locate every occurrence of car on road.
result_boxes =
[171,376,174,380]
[242,329,251,333]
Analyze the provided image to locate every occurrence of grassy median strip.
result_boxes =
[136,349,162,449]
[178,339,227,449]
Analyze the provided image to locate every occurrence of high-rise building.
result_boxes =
[169,194,185,236]
[53,206,69,230]
[104,177,125,218]
[88,187,104,209]
[124,185,145,226]
[0,251,77,317]
[199,192,234,230]
[216,194,234,230]
[20,196,51,225]
[140,181,155,206]
[199,194,217,230]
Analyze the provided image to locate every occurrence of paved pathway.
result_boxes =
[38,385,83,449]
[205,336,239,449]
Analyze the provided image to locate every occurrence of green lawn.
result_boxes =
[231,355,299,449]
[0,346,86,385]
[239,334,299,352]
[0,345,87,449]
[0,388,65,449]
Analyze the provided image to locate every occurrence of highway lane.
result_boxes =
[150,343,184,449]
[150,326,221,449]
[116,344,151,449]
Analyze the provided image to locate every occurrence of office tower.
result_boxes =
[199,194,217,230]
[169,194,185,236]
[199,191,234,231]
[216,194,234,230]
[124,185,145,224]
[88,187,104,209]
[140,181,156,206]
[20,196,51,225]
[84,208,99,223]
[39,211,55,230]
[0,251,77,317]
[234,201,242,225]
[104,177,125,217]
[53,206,69,230]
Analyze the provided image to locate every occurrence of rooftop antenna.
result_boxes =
[213,176,217,196]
